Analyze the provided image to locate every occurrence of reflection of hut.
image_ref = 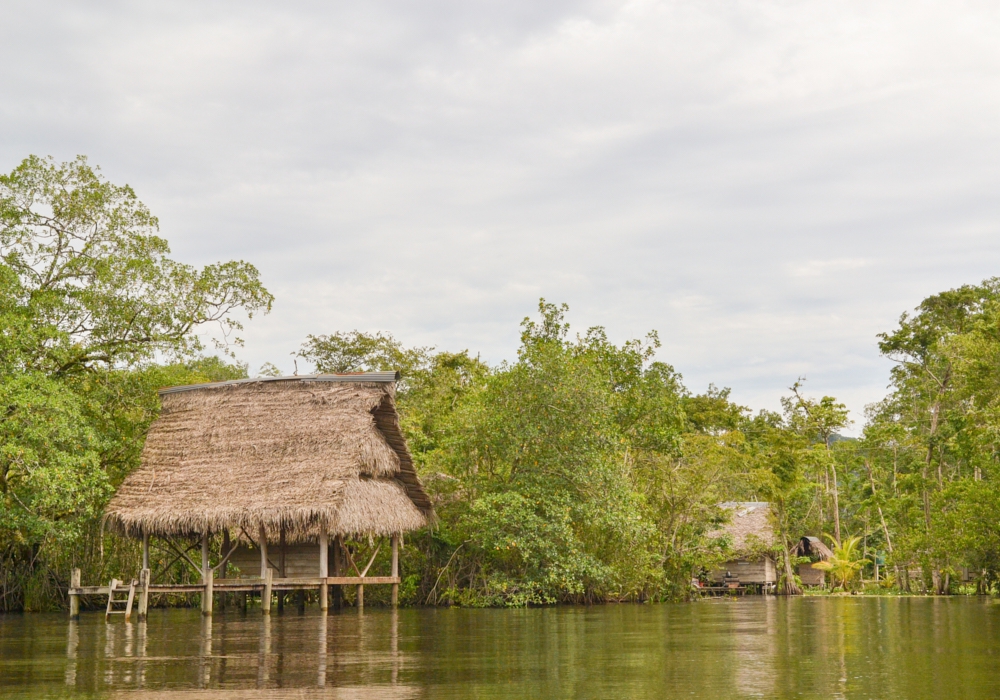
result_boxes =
[76,372,434,621]
[708,502,777,586]
[794,536,833,586]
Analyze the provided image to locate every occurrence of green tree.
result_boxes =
[0,155,270,610]
[814,535,865,591]
[783,381,851,543]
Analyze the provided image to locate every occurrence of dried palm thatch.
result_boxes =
[707,502,776,554]
[104,373,434,541]
[794,535,834,561]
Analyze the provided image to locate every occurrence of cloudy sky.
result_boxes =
[4,1,1000,428]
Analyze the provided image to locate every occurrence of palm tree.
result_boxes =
[813,535,865,591]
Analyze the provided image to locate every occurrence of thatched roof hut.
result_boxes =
[104,372,434,542]
[794,536,834,561]
[708,502,776,553]
[707,502,777,585]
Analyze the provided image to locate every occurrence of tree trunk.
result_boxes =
[780,544,801,595]
[830,460,842,544]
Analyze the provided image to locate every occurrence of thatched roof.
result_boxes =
[707,502,776,553]
[104,373,434,541]
[795,536,834,561]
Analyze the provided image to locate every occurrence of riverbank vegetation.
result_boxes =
[4,155,1000,610]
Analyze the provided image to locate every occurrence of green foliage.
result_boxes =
[813,536,866,590]
[414,301,676,605]
[0,155,273,373]
[857,278,1000,592]
[0,155,267,610]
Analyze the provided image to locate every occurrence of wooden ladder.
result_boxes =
[105,578,137,622]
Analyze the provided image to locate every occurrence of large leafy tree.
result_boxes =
[860,279,1000,592]
[1,155,272,374]
[0,156,271,610]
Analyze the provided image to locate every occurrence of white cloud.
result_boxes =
[788,259,871,278]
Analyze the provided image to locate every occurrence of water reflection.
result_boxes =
[3,598,1000,698]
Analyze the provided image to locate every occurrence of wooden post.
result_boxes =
[262,568,273,615]
[220,529,230,611]
[357,582,364,610]
[138,568,150,622]
[201,532,213,616]
[203,568,214,617]
[391,534,399,607]
[319,525,329,613]
[259,524,269,578]
[277,526,286,614]
[142,530,150,571]
[69,568,81,620]
[260,524,271,615]
[332,535,343,610]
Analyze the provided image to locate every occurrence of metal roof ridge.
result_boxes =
[158,371,401,395]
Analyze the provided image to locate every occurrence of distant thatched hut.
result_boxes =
[89,372,434,619]
[794,536,833,586]
[708,502,778,586]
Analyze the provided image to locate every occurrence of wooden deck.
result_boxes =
[70,576,401,597]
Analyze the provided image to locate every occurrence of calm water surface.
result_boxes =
[2,597,1000,699]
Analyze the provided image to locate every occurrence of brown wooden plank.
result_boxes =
[70,587,111,595]
[325,576,399,584]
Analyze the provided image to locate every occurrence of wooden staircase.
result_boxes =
[105,578,137,622]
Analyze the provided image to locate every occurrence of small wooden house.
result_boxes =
[794,536,833,586]
[708,502,778,586]
[86,372,435,620]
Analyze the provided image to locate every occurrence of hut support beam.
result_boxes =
[391,534,399,607]
[69,568,81,620]
[201,532,213,616]
[278,527,286,614]
[138,568,150,621]
[319,526,329,613]
[332,536,343,610]
[259,524,271,615]
[220,530,230,611]
[262,569,273,615]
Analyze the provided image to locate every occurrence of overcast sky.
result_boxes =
[4,1,1000,429]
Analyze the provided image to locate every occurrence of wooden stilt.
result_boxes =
[69,568,81,620]
[391,534,399,607]
[259,524,269,578]
[262,568,273,615]
[201,532,213,616]
[203,568,214,617]
[332,535,343,610]
[259,524,271,614]
[357,582,364,610]
[278,526,286,613]
[297,590,306,613]
[138,568,150,622]
[142,530,150,571]
[220,530,230,611]
[319,525,329,613]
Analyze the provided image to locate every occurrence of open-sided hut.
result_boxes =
[72,372,434,620]
[794,536,833,586]
[708,502,778,587]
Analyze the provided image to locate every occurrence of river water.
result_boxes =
[2,597,999,699]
